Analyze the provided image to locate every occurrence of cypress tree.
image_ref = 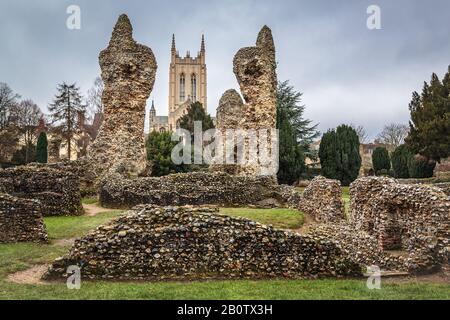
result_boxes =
[391,144,410,178]
[319,125,361,186]
[335,125,361,186]
[319,130,338,180]
[372,147,391,174]
[408,154,436,178]
[36,132,48,163]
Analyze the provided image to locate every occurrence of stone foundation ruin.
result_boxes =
[44,205,362,281]
[87,14,157,180]
[212,26,278,177]
[0,165,83,216]
[100,172,285,209]
[349,177,450,273]
[296,176,345,223]
[0,193,48,243]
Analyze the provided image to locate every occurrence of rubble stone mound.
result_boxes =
[0,165,83,216]
[0,193,48,243]
[349,176,450,273]
[232,26,277,176]
[44,205,362,281]
[100,171,285,209]
[297,176,345,223]
[88,14,157,179]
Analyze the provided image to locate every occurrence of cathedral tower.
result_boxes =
[168,34,207,131]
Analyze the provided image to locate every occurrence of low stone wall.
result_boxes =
[295,176,344,223]
[349,176,450,273]
[0,165,83,216]
[28,160,97,197]
[44,205,362,281]
[100,172,286,209]
[308,224,405,272]
[0,193,48,243]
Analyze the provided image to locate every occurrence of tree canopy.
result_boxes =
[319,124,361,186]
[48,82,85,160]
[406,67,450,162]
[276,81,318,184]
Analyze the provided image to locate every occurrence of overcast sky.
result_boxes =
[1,0,449,138]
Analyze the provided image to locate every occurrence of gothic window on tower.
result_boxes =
[191,73,197,102]
[180,73,186,102]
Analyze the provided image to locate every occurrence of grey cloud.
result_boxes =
[0,0,449,137]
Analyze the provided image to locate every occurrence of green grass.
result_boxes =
[44,211,123,240]
[0,205,448,300]
[219,207,304,229]
[82,198,98,205]
[0,276,448,300]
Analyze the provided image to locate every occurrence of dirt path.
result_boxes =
[53,237,77,247]
[83,203,115,216]
[7,265,49,285]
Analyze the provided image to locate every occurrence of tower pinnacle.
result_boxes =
[171,34,176,56]
[201,34,205,54]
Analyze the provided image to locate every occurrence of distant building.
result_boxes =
[150,34,207,132]
[37,111,103,162]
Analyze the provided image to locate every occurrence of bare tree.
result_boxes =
[376,123,409,148]
[0,126,19,163]
[86,76,104,116]
[0,82,20,129]
[351,124,369,144]
[12,99,43,162]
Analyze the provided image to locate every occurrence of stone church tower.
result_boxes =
[168,34,207,131]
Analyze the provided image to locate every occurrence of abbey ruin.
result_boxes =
[0,14,448,281]
[87,14,157,179]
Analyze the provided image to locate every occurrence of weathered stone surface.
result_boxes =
[232,26,278,176]
[0,193,48,243]
[216,89,245,129]
[88,14,157,179]
[0,165,83,216]
[100,171,284,209]
[435,183,450,197]
[297,176,344,223]
[307,223,406,272]
[349,176,450,273]
[210,89,245,175]
[44,205,362,281]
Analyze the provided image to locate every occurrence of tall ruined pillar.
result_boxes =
[88,14,157,179]
[232,26,278,176]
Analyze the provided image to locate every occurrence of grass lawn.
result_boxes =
[45,211,123,240]
[0,205,448,300]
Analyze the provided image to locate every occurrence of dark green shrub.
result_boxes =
[36,132,48,164]
[408,154,436,178]
[372,147,391,174]
[319,125,361,186]
[391,144,411,178]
